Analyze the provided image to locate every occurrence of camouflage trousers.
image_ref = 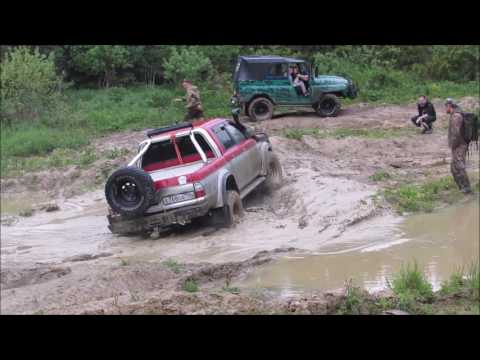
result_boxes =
[450,143,471,192]
[185,107,204,122]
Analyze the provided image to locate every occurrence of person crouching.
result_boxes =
[411,95,436,134]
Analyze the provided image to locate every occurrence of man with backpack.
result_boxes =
[411,95,436,134]
[446,98,478,194]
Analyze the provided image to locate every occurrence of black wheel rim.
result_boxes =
[321,99,337,115]
[254,102,269,116]
[115,178,143,208]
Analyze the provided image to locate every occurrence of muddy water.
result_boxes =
[235,198,479,294]
[1,191,110,266]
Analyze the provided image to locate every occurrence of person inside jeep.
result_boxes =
[289,65,309,96]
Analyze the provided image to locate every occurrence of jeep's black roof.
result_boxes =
[234,56,308,82]
[239,55,306,64]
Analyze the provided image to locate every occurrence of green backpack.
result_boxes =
[461,112,479,154]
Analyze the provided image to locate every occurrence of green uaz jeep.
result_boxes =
[230,56,358,121]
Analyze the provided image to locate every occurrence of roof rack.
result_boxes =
[146,122,193,138]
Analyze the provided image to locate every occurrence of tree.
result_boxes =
[70,45,133,88]
[1,46,64,125]
[163,47,212,85]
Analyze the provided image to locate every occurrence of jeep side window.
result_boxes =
[225,124,247,145]
[213,125,236,150]
[267,63,288,79]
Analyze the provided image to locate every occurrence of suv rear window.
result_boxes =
[142,134,215,172]
[141,140,176,169]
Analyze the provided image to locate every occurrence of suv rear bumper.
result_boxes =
[107,199,210,235]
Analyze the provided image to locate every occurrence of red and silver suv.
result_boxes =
[105,118,282,235]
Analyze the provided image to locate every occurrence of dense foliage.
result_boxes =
[1,45,478,88]
[0,46,65,125]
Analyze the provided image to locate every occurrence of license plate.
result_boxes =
[162,192,195,206]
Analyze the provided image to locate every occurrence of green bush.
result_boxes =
[391,261,434,306]
[1,46,65,125]
[163,47,213,84]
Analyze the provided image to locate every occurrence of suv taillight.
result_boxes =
[194,183,206,198]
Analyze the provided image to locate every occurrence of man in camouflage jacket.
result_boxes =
[446,98,472,194]
[182,80,204,122]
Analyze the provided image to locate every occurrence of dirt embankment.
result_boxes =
[1,97,479,315]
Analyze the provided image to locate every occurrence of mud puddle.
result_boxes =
[1,146,383,268]
[1,190,110,266]
[235,197,479,295]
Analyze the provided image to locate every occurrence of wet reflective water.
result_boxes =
[235,197,479,294]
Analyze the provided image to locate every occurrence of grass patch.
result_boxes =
[283,127,415,141]
[1,125,90,158]
[370,170,392,182]
[383,176,464,214]
[440,267,466,296]
[163,259,182,274]
[222,286,241,295]
[334,262,479,315]
[1,85,231,176]
[389,261,434,311]
[183,279,199,293]
[338,284,364,315]
[104,147,130,160]
[441,261,480,300]
[1,147,98,177]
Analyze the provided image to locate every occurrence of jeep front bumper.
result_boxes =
[347,81,358,99]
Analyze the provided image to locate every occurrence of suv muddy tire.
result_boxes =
[263,153,283,192]
[248,97,274,122]
[224,190,244,227]
[315,94,341,117]
[105,166,155,219]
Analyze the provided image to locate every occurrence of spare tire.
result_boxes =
[105,166,155,218]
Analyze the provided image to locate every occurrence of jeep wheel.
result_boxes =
[263,153,283,192]
[105,166,155,218]
[224,190,244,227]
[248,97,274,122]
[315,94,341,117]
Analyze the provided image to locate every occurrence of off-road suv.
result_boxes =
[105,117,282,236]
[231,55,358,121]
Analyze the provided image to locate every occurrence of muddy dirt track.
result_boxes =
[1,97,479,314]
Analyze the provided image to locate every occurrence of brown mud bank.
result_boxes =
[1,98,479,314]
